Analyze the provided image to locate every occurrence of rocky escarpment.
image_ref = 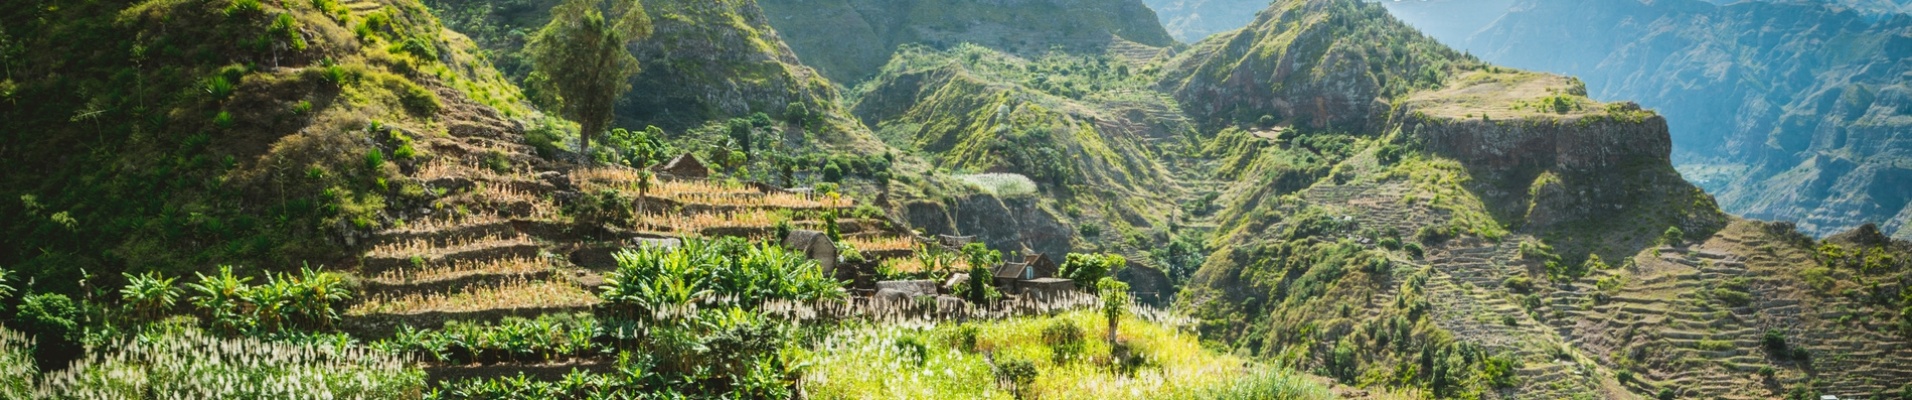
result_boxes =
[1388,70,1725,240]
[757,0,1176,84]
[1404,111,1687,228]
[1428,0,1912,238]
[1410,112,1671,175]
[903,194,1074,258]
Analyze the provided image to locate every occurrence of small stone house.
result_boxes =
[1020,252,1058,280]
[652,153,709,179]
[991,261,1034,292]
[783,230,836,274]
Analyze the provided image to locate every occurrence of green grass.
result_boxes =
[804,310,1332,400]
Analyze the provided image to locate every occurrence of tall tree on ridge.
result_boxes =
[526,0,652,156]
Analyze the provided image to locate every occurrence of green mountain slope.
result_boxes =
[618,0,847,133]
[757,0,1178,84]
[1155,0,1472,132]
[1158,1,1912,399]
[0,0,531,289]
[849,44,1200,266]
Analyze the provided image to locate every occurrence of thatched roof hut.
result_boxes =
[652,153,709,179]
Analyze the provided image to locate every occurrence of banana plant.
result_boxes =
[186,265,254,334]
[119,271,180,321]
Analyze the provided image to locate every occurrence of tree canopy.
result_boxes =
[526,0,653,155]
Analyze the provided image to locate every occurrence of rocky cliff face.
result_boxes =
[758,0,1176,84]
[1411,114,1671,175]
[1433,0,1912,238]
[903,195,1074,259]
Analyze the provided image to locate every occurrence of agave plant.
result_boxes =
[119,271,180,321]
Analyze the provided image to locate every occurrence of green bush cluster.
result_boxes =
[185,266,353,334]
[598,237,843,320]
[1059,253,1127,289]
[378,313,600,364]
[1041,320,1086,364]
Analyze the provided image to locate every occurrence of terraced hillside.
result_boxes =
[333,141,918,380]
[1167,2,1912,399]
[0,0,532,290]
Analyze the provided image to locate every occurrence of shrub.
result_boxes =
[224,0,262,17]
[397,81,440,115]
[204,75,236,100]
[393,37,437,61]
[822,162,843,182]
[1061,253,1126,289]
[1404,243,1424,259]
[955,324,980,352]
[320,62,351,85]
[1658,387,1676,400]
[213,111,235,129]
[783,102,809,125]
[525,117,567,157]
[1583,254,1610,271]
[1257,114,1277,128]
[996,358,1039,399]
[1041,320,1086,364]
[1762,329,1789,355]
[1518,240,1559,261]
[17,292,86,370]
[1503,276,1534,294]
[484,150,510,174]
[1712,288,1752,307]
[893,335,928,367]
[1661,226,1686,246]
[270,13,307,51]
[960,260,998,305]
[1414,225,1452,244]
[364,149,386,171]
